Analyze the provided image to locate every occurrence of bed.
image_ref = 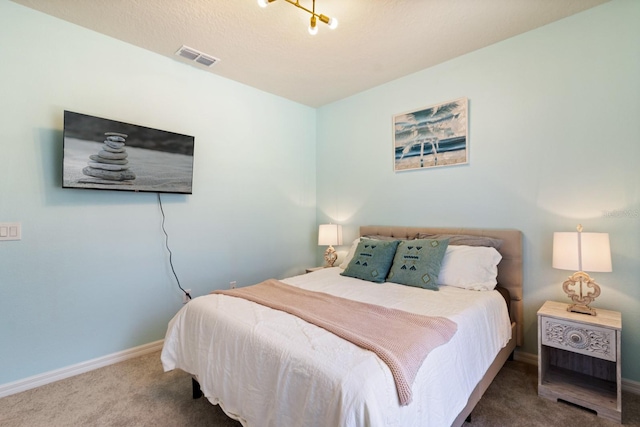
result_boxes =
[161,226,523,427]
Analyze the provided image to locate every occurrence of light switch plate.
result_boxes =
[0,223,21,241]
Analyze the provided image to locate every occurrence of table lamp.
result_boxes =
[318,224,343,267]
[552,224,612,315]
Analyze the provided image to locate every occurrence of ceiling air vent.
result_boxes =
[195,54,217,67]
[175,45,220,67]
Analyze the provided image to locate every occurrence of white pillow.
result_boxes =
[437,245,502,291]
[338,238,361,269]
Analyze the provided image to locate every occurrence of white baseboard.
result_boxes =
[0,340,164,399]
[623,378,640,395]
[513,350,640,396]
[513,349,538,365]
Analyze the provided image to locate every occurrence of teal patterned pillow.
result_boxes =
[386,239,449,290]
[340,239,400,283]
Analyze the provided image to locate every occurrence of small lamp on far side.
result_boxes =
[552,224,612,316]
[318,224,343,267]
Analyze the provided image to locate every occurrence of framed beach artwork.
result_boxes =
[393,97,468,172]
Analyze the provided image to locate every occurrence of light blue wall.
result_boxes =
[317,0,640,382]
[2,0,639,389]
[0,0,316,384]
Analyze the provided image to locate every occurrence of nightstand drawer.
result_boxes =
[540,316,616,362]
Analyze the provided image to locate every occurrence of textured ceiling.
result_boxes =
[11,0,609,107]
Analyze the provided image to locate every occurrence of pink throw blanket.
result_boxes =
[213,279,457,405]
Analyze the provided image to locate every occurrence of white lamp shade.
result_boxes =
[318,224,343,246]
[552,232,612,272]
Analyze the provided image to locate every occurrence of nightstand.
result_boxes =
[538,300,622,423]
[305,267,324,273]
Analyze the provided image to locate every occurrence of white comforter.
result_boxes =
[161,267,511,427]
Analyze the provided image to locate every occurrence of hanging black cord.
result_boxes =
[157,193,191,301]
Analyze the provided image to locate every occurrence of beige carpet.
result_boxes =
[0,351,638,426]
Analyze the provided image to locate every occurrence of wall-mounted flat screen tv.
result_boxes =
[62,110,195,194]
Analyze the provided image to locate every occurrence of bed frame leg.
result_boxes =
[192,378,203,399]
[465,414,471,423]
[508,350,515,361]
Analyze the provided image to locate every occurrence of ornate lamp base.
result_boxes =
[562,271,601,316]
[324,245,337,267]
[567,303,597,316]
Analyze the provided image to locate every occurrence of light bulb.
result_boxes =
[308,16,318,35]
[257,0,268,7]
[328,17,338,30]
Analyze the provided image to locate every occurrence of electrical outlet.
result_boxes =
[183,289,192,304]
[0,222,21,241]
[230,281,237,289]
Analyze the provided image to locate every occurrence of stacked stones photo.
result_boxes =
[82,132,136,182]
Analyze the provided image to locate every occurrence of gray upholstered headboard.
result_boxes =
[359,226,523,346]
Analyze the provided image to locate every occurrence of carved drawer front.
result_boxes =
[541,316,616,362]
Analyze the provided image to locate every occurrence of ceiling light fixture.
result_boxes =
[257,0,338,35]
